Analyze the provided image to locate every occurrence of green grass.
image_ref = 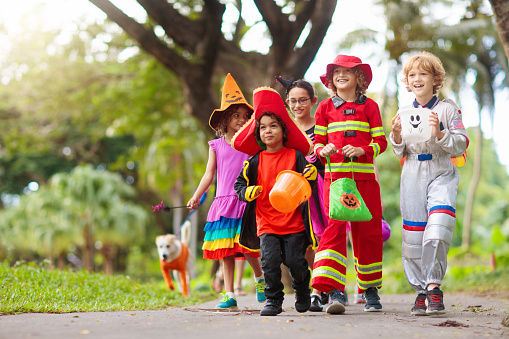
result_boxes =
[0,260,215,315]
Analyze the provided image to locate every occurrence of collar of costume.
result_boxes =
[275,76,295,95]
[320,54,373,87]
[332,94,367,108]
[413,96,439,109]
[209,73,254,131]
[232,86,313,156]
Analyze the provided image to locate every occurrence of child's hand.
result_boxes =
[245,185,262,201]
[302,165,317,181]
[391,114,402,144]
[429,112,444,140]
[319,143,338,158]
[342,145,365,158]
[187,197,200,210]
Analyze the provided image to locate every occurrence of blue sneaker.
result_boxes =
[255,279,266,303]
[215,295,238,309]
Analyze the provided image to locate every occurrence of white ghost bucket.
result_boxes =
[399,108,432,143]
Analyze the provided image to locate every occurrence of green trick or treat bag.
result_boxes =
[327,157,372,222]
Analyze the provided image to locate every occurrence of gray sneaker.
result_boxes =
[325,289,346,314]
[363,287,382,312]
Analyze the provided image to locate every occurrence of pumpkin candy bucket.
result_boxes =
[269,170,312,213]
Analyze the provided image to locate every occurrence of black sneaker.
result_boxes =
[411,294,428,316]
[321,292,329,305]
[260,299,283,316]
[295,292,310,313]
[426,288,446,314]
[363,287,382,312]
[309,294,323,312]
[325,289,346,314]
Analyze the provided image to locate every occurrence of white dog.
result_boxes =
[156,220,194,296]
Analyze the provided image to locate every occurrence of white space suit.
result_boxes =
[390,97,469,294]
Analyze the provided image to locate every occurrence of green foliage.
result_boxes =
[0,165,149,271]
[0,261,214,314]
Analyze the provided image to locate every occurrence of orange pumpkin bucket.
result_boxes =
[269,170,312,213]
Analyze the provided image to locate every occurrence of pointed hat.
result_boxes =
[209,73,254,131]
[232,87,313,156]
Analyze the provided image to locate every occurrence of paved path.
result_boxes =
[1,292,507,338]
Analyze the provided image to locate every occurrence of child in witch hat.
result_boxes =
[187,73,265,309]
[232,86,318,316]
[311,55,387,314]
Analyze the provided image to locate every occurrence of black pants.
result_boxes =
[259,231,310,301]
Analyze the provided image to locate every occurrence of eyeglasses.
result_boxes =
[288,98,311,106]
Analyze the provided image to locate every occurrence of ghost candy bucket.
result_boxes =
[399,107,432,143]
[269,170,312,213]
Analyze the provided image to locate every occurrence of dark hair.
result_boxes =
[255,112,288,146]
[287,79,315,98]
[276,77,315,98]
[215,104,253,137]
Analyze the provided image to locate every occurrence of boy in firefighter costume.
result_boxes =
[390,51,469,315]
[311,55,387,314]
[232,87,318,316]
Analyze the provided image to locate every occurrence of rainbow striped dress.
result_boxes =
[202,137,260,260]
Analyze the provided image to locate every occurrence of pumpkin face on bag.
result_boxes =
[340,190,361,209]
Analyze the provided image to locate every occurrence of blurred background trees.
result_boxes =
[0,0,508,282]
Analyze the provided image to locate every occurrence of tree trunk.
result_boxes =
[100,244,115,275]
[462,125,482,250]
[489,0,509,61]
[82,225,95,272]
[88,0,336,129]
[57,252,66,270]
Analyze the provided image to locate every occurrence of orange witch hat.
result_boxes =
[232,87,313,156]
[209,73,254,131]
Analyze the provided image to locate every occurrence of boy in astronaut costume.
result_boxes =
[390,51,468,315]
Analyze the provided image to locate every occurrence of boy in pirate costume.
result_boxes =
[232,87,318,316]
[311,55,387,314]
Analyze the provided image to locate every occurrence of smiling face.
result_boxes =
[227,105,251,134]
[332,66,358,98]
[407,66,436,104]
[258,114,284,152]
[410,114,422,129]
[287,87,315,121]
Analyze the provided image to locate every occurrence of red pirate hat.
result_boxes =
[209,73,254,131]
[232,87,312,156]
[319,54,373,88]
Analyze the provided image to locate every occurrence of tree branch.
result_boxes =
[136,0,201,52]
[489,0,509,62]
[290,0,337,78]
[88,0,187,73]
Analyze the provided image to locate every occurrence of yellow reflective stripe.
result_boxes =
[314,143,325,153]
[315,125,327,135]
[370,143,380,158]
[314,249,348,266]
[356,265,382,274]
[312,266,346,284]
[354,257,383,268]
[357,277,382,289]
[353,257,383,273]
[329,162,375,173]
[370,126,385,137]
[328,121,370,133]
